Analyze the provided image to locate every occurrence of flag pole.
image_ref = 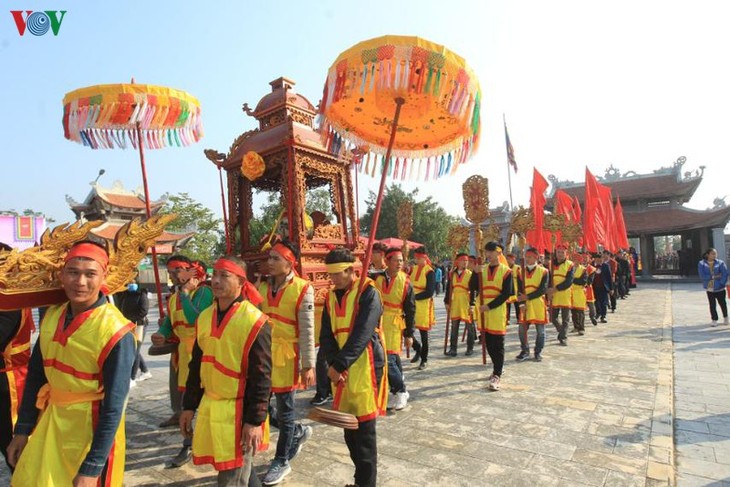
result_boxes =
[504,114,515,210]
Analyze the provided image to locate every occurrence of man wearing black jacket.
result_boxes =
[592,253,612,323]
[320,248,385,487]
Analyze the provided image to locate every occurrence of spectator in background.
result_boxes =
[434,265,443,296]
[114,280,152,385]
[698,248,729,326]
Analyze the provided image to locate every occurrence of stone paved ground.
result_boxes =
[4,282,720,486]
[671,283,730,487]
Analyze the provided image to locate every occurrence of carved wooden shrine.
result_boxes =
[205,77,363,301]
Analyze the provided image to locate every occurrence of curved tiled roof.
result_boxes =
[557,172,702,204]
[624,206,730,235]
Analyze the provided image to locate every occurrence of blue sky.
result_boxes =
[2,0,730,225]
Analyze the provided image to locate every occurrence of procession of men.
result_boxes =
[0,235,639,487]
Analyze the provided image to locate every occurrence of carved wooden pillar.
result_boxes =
[227,169,239,249]
[343,166,358,244]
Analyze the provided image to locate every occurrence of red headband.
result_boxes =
[455,256,468,263]
[385,249,402,260]
[65,243,109,270]
[214,259,246,278]
[525,249,539,256]
[192,262,206,279]
[272,243,297,265]
[167,260,191,270]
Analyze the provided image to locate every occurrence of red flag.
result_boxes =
[597,184,617,252]
[614,197,630,250]
[572,196,582,223]
[526,168,549,252]
[554,189,577,221]
[583,168,606,252]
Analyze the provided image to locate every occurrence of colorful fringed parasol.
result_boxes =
[318,35,481,286]
[62,81,204,315]
[319,35,481,182]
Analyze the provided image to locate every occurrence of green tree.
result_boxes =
[159,193,222,263]
[360,184,458,260]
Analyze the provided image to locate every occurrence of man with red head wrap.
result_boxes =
[8,240,136,486]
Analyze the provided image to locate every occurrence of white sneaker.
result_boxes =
[386,392,396,410]
[130,379,137,389]
[712,320,719,327]
[724,316,729,325]
[394,391,409,410]
[488,374,501,391]
[136,371,153,382]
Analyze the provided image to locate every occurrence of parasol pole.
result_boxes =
[358,97,405,293]
[135,121,165,316]
[217,164,231,253]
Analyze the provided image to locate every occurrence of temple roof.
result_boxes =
[253,77,316,114]
[624,205,730,235]
[91,222,192,244]
[67,180,165,216]
[550,158,704,204]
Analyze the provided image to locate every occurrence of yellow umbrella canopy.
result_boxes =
[62,83,203,150]
[319,35,481,180]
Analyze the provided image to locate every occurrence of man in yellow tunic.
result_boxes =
[409,247,435,370]
[7,241,136,487]
[505,253,521,323]
[547,244,575,346]
[444,253,476,356]
[180,256,272,486]
[320,248,387,487]
[470,242,513,391]
[570,251,589,336]
[151,254,214,468]
[374,247,415,411]
[516,248,549,362]
[259,241,315,486]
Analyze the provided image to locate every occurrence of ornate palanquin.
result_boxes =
[204,77,363,300]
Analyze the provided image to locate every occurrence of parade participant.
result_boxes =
[151,254,214,468]
[505,253,521,323]
[592,253,612,323]
[368,242,388,277]
[259,241,315,485]
[548,244,574,346]
[7,240,136,486]
[319,248,387,487]
[515,248,549,362]
[434,265,443,296]
[374,247,415,410]
[616,251,630,299]
[603,251,618,313]
[444,253,476,356]
[470,242,513,391]
[180,255,271,486]
[409,247,435,370]
[570,252,588,336]
[583,254,599,326]
[698,248,729,326]
[114,279,152,386]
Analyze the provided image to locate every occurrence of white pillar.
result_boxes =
[712,227,727,262]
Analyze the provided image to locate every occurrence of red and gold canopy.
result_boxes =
[62,83,203,150]
[318,35,481,180]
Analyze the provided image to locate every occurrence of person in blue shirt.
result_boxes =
[434,265,443,295]
[697,248,729,326]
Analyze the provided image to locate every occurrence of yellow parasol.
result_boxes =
[318,35,481,279]
[62,80,204,315]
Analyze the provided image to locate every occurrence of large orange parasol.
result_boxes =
[318,35,481,280]
[62,81,204,314]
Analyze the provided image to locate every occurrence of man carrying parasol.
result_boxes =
[7,241,136,486]
[319,248,387,487]
[180,255,272,486]
[409,247,436,370]
[374,247,415,411]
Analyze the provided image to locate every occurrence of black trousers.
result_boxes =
[448,319,475,352]
[484,332,505,377]
[506,302,520,322]
[571,309,585,331]
[707,290,728,321]
[315,347,331,398]
[342,365,382,487]
[412,329,429,363]
[0,386,13,472]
